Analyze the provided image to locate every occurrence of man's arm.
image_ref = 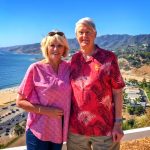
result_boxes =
[112,88,124,142]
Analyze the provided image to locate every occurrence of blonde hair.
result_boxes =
[75,17,97,33]
[40,32,69,61]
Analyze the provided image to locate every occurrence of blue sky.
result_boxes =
[0,0,150,47]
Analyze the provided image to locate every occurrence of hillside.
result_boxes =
[96,34,150,50]
[0,43,40,54]
[0,34,150,54]
[121,65,150,81]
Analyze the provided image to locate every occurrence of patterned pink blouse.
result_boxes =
[18,61,71,143]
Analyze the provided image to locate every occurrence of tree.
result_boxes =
[14,124,25,136]
[141,78,147,88]
[127,105,134,115]
[134,105,145,116]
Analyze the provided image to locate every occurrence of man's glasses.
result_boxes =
[48,31,65,37]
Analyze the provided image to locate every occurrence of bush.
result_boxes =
[127,105,134,115]
[134,105,145,115]
[122,121,131,130]
[134,109,150,128]
[127,119,135,127]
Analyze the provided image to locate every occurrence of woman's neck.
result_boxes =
[48,59,61,73]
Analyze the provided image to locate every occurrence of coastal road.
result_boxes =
[0,102,27,135]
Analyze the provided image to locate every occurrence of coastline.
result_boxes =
[0,86,18,106]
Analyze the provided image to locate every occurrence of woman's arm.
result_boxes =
[16,94,64,118]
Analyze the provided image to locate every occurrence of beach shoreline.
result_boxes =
[0,86,18,106]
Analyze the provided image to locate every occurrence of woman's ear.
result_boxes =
[95,31,97,38]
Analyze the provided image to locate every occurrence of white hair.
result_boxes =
[75,17,96,33]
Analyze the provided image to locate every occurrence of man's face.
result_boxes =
[76,24,96,49]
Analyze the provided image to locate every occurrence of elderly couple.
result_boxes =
[16,17,125,150]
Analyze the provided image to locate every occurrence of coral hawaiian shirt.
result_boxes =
[69,45,125,136]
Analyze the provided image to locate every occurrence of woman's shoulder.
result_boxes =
[28,60,47,70]
[30,61,40,67]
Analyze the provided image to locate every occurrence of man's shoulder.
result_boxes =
[72,50,81,56]
[71,51,81,60]
[96,46,117,60]
[96,46,115,56]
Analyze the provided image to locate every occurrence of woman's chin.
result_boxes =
[49,56,61,61]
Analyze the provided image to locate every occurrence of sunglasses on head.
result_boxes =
[48,31,65,36]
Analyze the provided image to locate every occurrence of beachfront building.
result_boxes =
[125,86,147,107]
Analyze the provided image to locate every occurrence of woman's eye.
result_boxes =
[57,45,63,48]
[50,44,55,48]
[49,44,63,48]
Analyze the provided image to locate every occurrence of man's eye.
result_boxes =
[86,31,91,35]
[79,31,83,35]
[78,31,91,35]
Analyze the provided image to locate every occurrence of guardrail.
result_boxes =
[1,127,150,150]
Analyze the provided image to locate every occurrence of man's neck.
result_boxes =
[81,45,95,56]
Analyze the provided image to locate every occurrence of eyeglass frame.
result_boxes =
[48,31,65,37]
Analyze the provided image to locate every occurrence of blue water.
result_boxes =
[0,51,41,89]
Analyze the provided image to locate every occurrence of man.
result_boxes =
[67,17,125,150]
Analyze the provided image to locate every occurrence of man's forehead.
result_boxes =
[77,24,94,31]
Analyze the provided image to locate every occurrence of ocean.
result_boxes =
[0,51,41,89]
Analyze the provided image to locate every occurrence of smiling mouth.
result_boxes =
[51,52,60,55]
[82,40,89,44]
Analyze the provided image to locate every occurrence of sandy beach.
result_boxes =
[0,87,18,106]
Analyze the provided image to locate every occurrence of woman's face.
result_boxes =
[47,40,65,62]
[76,24,96,50]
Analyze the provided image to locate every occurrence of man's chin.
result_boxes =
[81,43,89,48]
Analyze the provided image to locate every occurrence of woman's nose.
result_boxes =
[53,46,57,50]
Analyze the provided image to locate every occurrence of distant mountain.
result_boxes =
[0,34,150,54]
[0,43,40,54]
[95,34,150,50]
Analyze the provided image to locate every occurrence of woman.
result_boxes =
[16,30,71,150]
[67,17,125,150]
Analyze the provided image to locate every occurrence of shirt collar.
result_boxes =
[80,45,100,63]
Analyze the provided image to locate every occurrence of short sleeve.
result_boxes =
[110,54,125,89]
[18,64,34,99]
